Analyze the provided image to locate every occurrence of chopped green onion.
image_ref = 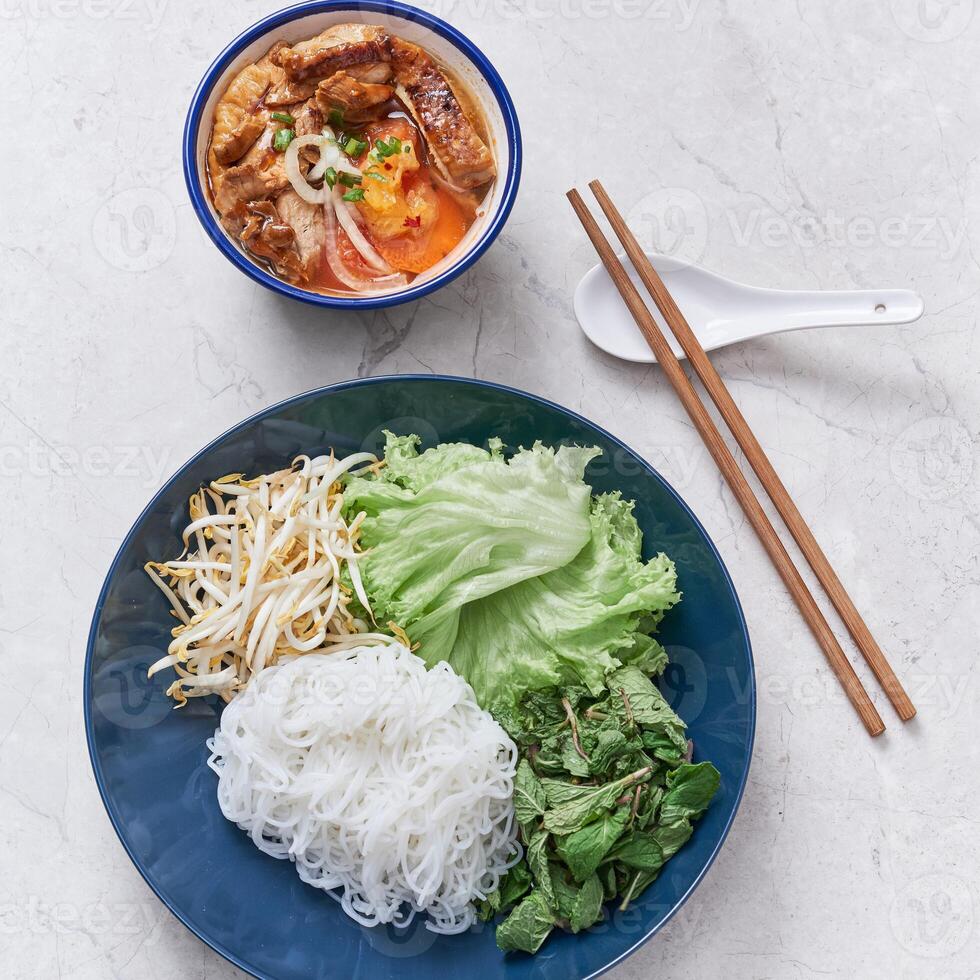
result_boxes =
[328,107,345,128]
[364,171,388,182]
[338,171,362,188]
[342,187,365,202]
[270,111,294,125]
[342,136,368,158]
[374,136,402,158]
[272,128,295,152]
[324,167,337,189]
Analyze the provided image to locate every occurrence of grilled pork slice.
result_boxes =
[214,159,290,224]
[315,71,394,121]
[292,98,325,137]
[239,200,304,283]
[344,61,394,85]
[390,37,495,190]
[266,59,392,107]
[273,24,391,82]
[233,193,326,286]
[212,119,289,221]
[211,63,274,165]
[275,189,326,279]
[265,75,317,108]
[212,43,313,164]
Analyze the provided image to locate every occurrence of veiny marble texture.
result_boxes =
[1,0,978,977]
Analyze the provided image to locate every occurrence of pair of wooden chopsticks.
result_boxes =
[568,180,915,737]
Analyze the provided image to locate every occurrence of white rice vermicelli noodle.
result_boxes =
[207,643,520,933]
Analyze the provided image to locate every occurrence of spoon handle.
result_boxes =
[678,284,924,357]
[743,286,924,331]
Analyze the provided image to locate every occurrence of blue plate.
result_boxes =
[85,376,755,979]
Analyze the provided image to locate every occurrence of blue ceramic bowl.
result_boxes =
[85,376,755,979]
[183,1,522,310]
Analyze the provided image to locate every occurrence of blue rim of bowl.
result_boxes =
[182,1,523,311]
[84,375,756,980]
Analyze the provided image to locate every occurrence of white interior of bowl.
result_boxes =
[194,8,512,297]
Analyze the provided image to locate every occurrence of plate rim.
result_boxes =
[84,374,756,980]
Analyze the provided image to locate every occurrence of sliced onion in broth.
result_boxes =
[285,131,353,204]
[323,194,407,293]
[332,187,394,274]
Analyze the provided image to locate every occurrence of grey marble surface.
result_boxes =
[1,1,978,977]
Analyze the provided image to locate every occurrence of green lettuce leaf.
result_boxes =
[345,437,681,714]
[370,432,502,492]
[616,630,669,674]
[424,493,680,708]
[345,435,599,651]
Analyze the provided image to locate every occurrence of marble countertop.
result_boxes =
[1,1,977,977]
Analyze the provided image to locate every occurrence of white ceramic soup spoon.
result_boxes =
[573,253,924,362]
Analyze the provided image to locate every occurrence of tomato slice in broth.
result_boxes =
[375,183,469,275]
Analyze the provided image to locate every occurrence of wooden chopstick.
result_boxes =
[567,187,886,737]
[588,180,916,723]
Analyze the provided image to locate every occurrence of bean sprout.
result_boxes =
[145,450,391,705]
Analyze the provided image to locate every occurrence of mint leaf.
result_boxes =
[498,861,533,908]
[554,807,630,882]
[569,873,604,933]
[636,785,664,829]
[534,738,569,777]
[620,867,660,909]
[588,728,631,775]
[640,729,686,765]
[652,818,694,860]
[522,690,570,730]
[608,665,688,756]
[606,830,665,872]
[660,762,720,823]
[550,864,581,920]
[477,888,501,921]
[526,830,555,908]
[540,777,596,809]
[601,862,618,900]
[513,759,546,827]
[480,861,533,921]
[560,736,591,777]
[496,891,555,954]
[542,767,652,835]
